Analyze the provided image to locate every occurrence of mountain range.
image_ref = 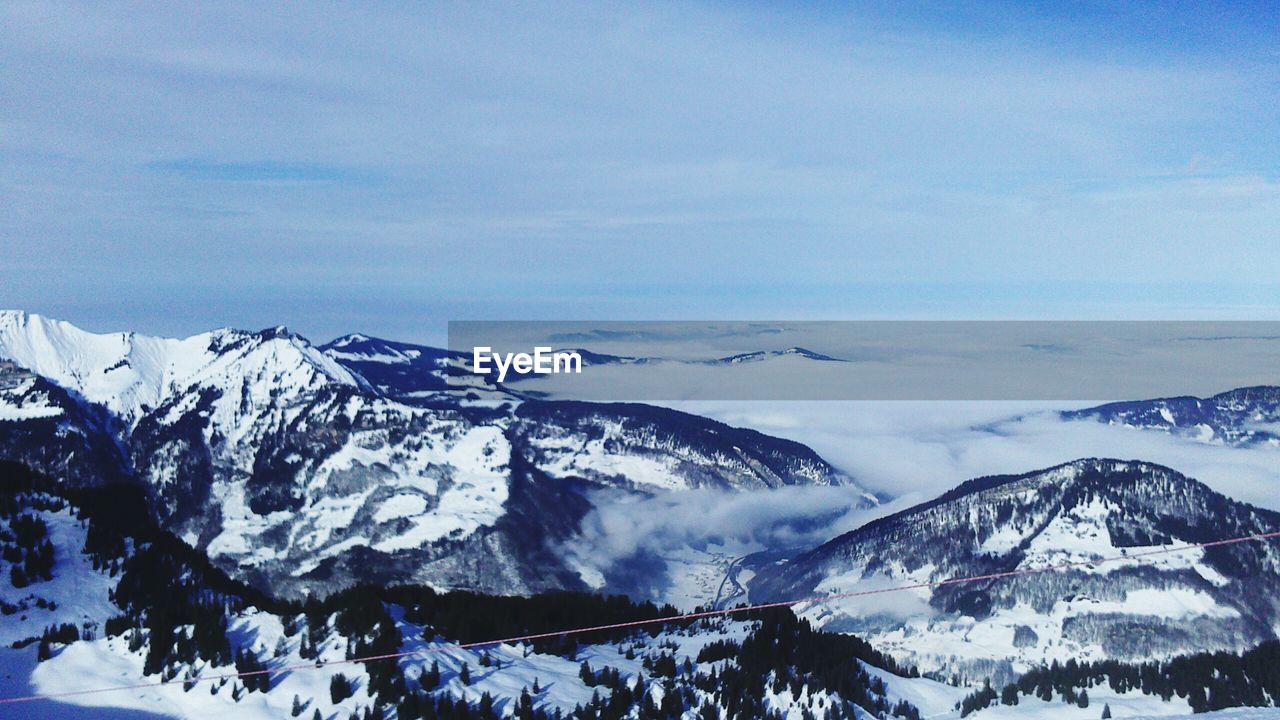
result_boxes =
[0,311,870,599]
[4,310,1280,717]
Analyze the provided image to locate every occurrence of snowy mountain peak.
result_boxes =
[326,332,371,347]
[710,347,847,364]
[0,312,875,600]
[0,312,361,424]
[781,346,844,361]
[318,334,462,399]
[321,333,430,363]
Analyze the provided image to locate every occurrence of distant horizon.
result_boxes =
[10,278,1280,348]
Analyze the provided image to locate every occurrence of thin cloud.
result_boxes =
[2,2,1279,338]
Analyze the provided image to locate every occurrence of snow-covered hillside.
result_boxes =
[0,469,915,719]
[751,459,1280,684]
[3,465,1276,719]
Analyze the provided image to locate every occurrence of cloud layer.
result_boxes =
[566,400,1280,603]
[678,401,1280,510]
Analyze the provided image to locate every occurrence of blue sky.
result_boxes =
[2,1,1278,342]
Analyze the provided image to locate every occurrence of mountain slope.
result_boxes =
[0,462,918,720]
[513,400,859,492]
[0,361,129,487]
[4,460,1275,720]
[320,334,473,400]
[751,459,1280,683]
[1064,386,1280,447]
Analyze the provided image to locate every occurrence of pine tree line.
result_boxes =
[958,641,1280,716]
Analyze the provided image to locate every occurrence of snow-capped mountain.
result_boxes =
[0,310,364,425]
[1064,386,1280,447]
[0,311,871,600]
[319,333,478,400]
[751,459,1280,684]
[707,347,846,364]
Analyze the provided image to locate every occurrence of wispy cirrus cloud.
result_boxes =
[2,2,1278,338]
[148,160,382,185]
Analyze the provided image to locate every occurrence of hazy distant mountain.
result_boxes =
[1064,386,1280,447]
[705,347,847,364]
[494,345,845,385]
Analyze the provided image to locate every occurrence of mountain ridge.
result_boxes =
[750,458,1280,683]
[1064,386,1280,447]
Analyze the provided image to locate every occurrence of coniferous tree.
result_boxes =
[331,672,355,703]
[421,660,441,690]
[517,687,535,720]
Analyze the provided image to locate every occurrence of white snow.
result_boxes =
[5,523,770,720]
[0,402,62,421]
[859,660,966,717]
[0,310,360,426]
[325,348,421,364]
[533,419,693,490]
[203,481,289,562]
[373,494,429,523]
[0,506,119,647]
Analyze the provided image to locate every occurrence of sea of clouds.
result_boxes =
[565,400,1280,603]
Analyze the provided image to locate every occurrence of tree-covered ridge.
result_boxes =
[958,641,1280,716]
[751,459,1280,683]
[0,462,916,719]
